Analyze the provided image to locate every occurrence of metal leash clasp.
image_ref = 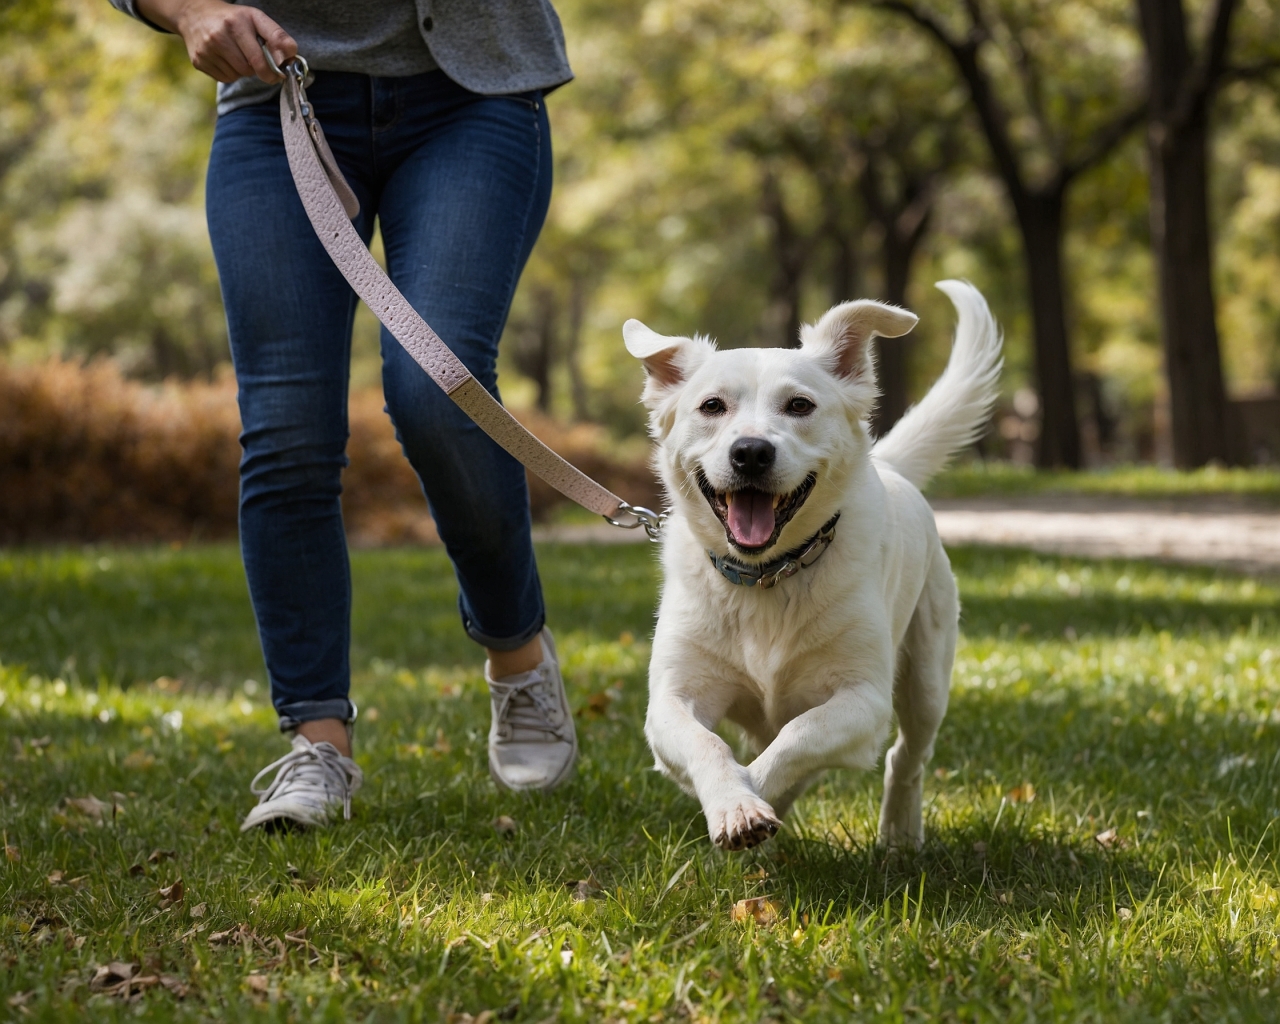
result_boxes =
[261,42,311,116]
[605,501,666,542]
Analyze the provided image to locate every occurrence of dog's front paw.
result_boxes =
[706,796,781,851]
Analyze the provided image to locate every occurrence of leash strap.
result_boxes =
[276,59,662,536]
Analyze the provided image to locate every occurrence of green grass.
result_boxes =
[928,463,1280,503]
[3,542,1280,1021]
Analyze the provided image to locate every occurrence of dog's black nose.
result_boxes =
[729,437,776,477]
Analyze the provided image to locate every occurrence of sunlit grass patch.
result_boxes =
[3,543,1280,1020]
[930,462,1280,502]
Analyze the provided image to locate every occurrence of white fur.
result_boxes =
[627,280,1002,850]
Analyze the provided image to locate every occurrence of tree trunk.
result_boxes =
[1138,0,1235,467]
[564,276,590,421]
[1016,190,1082,469]
[762,171,807,348]
[870,213,928,438]
[1148,114,1233,465]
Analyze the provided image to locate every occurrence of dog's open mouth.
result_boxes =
[697,471,817,553]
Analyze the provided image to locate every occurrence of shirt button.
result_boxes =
[422,16,434,30]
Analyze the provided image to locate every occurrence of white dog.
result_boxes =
[624,280,1002,851]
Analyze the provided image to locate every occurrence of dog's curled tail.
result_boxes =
[871,280,1003,489]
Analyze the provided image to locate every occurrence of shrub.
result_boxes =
[0,359,659,545]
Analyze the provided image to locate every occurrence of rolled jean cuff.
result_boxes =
[276,698,357,733]
[461,604,545,652]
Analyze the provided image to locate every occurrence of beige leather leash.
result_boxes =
[273,55,663,539]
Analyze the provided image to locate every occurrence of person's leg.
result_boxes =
[371,74,574,789]
[206,75,377,823]
[374,74,551,656]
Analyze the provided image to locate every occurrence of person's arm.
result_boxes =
[133,0,297,85]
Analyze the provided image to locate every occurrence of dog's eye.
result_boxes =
[699,397,726,415]
[786,397,815,416]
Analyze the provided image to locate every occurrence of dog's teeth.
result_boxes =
[724,492,733,507]
[772,494,781,509]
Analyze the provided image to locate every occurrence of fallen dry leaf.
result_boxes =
[4,844,19,863]
[209,924,255,945]
[48,870,64,885]
[1094,828,1130,850]
[245,973,269,994]
[189,902,207,919]
[730,896,780,926]
[129,864,146,877]
[1006,782,1036,804]
[159,974,189,998]
[147,849,176,864]
[577,691,612,719]
[1118,907,1134,921]
[90,961,138,992]
[568,878,605,902]
[492,815,517,836]
[122,751,156,770]
[158,879,184,910]
[63,795,123,823]
[743,867,769,881]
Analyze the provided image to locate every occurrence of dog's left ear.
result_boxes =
[801,300,918,382]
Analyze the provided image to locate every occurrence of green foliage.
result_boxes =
[3,0,1279,453]
[4,543,1280,1019]
[0,0,221,378]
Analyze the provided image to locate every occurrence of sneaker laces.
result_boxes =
[249,738,363,820]
[489,668,562,738]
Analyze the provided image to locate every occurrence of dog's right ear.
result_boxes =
[623,320,712,404]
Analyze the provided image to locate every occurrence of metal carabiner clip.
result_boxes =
[259,41,309,85]
[604,501,667,542]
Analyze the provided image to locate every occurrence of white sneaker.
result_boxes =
[485,628,578,791]
[240,734,363,832]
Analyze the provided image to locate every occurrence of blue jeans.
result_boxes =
[206,70,551,730]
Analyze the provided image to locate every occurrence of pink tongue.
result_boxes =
[727,490,776,548]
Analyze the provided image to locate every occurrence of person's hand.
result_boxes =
[136,0,297,84]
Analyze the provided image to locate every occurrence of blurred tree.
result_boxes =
[875,0,1146,468]
[1136,0,1280,467]
[0,0,221,379]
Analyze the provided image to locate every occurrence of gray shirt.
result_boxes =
[110,0,573,115]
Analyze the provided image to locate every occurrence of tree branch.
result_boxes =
[1059,99,1147,185]
[1223,57,1280,83]
[873,0,1029,204]
[1171,0,1238,133]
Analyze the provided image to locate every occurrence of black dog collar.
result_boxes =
[707,513,841,589]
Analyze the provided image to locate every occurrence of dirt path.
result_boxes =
[930,496,1280,574]
[534,495,1280,574]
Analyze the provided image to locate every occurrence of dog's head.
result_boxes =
[625,301,917,559]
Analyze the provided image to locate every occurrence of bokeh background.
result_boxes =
[3,0,1280,543]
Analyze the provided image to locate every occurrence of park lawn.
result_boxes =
[1,543,1279,1022]
[927,463,1280,504]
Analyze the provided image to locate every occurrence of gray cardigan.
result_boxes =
[109,0,573,115]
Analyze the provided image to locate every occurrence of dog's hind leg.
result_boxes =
[878,550,958,850]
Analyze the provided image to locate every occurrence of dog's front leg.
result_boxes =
[747,685,891,812]
[646,683,781,851]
